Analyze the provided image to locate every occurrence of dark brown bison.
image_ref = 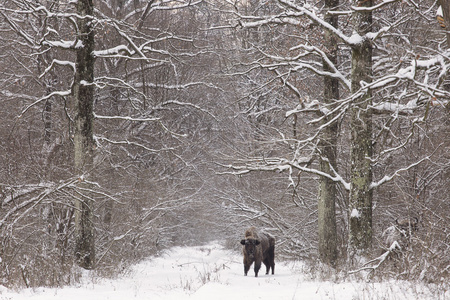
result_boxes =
[240,227,275,277]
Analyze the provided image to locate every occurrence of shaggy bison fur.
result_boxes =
[240,227,275,277]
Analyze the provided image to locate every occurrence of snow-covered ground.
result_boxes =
[0,243,447,300]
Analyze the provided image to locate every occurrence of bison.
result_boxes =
[240,227,275,277]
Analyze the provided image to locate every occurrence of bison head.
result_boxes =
[240,238,260,259]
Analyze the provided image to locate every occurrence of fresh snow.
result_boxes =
[43,40,83,49]
[350,208,361,218]
[93,45,131,57]
[437,6,443,17]
[0,243,446,300]
[348,32,363,45]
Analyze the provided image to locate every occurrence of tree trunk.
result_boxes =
[318,0,339,267]
[348,0,373,259]
[73,0,96,269]
[439,0,450,47]
[438,0,450,114]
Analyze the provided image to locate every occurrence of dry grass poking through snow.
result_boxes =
[0,243,448,300]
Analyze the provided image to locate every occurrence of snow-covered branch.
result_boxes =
[0,178,79,229]
[275,0,356,45]
[370,101,416,115]
[122,0,203,22]
[112,23,146,58]
[0,4,91,20]
[368,52,450,111]
[42,39,84,50]
[94,114,160,122]
[237,9,353,46]
[350,0,400,12]
[95,136,176,153]
[370,156,431,189]
[19,89,71,118]
[0,10,35,46]
[156,100,218,120]
[253,52,348,91]
[289,44,351,90]
[348,248,392,275]
[220,155,351,191]
[39,59,75,79]
[236,0,417,50]
[288,159,351,190]
[93,45,133,57]
[136,81,219,90]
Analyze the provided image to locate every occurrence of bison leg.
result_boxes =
[269,256,275,275]
[263,258,270,275]
[254,261,261,277]
[244,263,250,276]
[269,245,275,275]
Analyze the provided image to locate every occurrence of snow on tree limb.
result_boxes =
[289,160,351,190]
[220,155,351,191]
[350,0,400,12]
[289,44,351,90]
[0,178,79,229]
[42,39,84,49]
[276,0,355,45]
[0,10,35,46]
[95,136,176,152]
[93,45,133,57]
[19,90,72,118]
[370,156,432,189]
[94,114,160,122]
[348,249,391,275]
[39,59,76,79]
[156,100,218,120]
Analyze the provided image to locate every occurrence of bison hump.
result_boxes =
[244,226,259,239]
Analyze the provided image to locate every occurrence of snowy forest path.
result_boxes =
[0,243,443,300]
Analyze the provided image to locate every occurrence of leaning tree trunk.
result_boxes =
[348,0,373,260]
[317,0,339,267]
[73,0,96,269]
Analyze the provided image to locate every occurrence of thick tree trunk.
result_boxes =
[318,0,339,267]
[348,0,373,259]
[73,0,95,269]
[318,134,338,266]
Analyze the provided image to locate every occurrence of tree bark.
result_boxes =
[318,0,339,267]
[438,1,450,113]
[73,0,96,269]
[348,0,373,259]
[438,0,450,47]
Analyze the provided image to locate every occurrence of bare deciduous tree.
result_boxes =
[73,0,96,270]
